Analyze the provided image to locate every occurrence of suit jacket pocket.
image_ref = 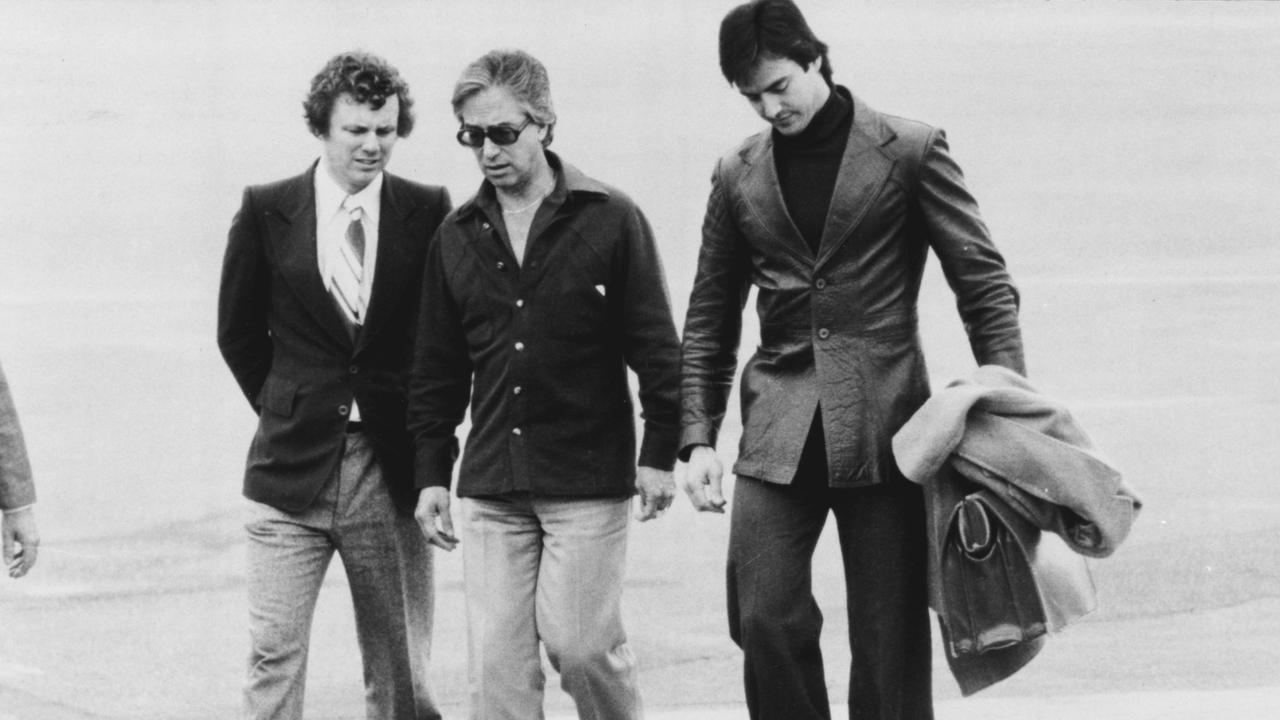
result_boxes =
[257,378,299,417]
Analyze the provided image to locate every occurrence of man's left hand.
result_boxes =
[634,466,675,522]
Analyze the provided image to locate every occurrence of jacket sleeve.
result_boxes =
[0,363,35,510]
[916,129,1027,376]
[407,226,470,490]
[616,202,681,471]
[678,159,754,458]
[217,187,274,411]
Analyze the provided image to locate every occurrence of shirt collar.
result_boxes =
[455,151,609,223]
[315,161,383,223]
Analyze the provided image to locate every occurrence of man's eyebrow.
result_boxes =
[740,77,787,97]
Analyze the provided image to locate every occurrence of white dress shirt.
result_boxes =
[314,162,383,421]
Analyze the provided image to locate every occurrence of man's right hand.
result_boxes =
[414,487,459,551]
[3,507,39,578]
[681,445,727,514]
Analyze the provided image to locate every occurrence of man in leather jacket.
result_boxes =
[678,2,1026,718]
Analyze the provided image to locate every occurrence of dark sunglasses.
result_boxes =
[456,118,534,148]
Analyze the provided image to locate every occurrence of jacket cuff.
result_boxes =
[414,437,459,490]
[678,424,718,462]
[638,427,680,472]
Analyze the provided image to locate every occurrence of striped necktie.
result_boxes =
[332,200,366,325]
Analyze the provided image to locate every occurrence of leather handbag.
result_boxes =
[940,489,1096,657]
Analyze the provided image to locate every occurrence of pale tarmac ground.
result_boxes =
[2,1,1279,718]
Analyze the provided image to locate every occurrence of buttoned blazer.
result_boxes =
[681,94,1026,487]
[0,362,35,510]
[218,164,451,514]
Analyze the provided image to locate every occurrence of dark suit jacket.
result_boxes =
[681,93,1026,488]
[218,164,451,514]
[0,362,35,511]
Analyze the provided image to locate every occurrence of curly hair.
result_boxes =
[451,49,556,148]
[303,51,415,138]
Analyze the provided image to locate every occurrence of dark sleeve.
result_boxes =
[917,129,1027,376]
[435,186,453,223]
[0,362,35,510]
[678,160,753,458]
[616,202,681,471]
[407,226,471,490]
[217,187,274,411]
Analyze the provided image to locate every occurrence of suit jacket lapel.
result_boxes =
[738,135,814,266]
[356,174,418,354]
[270,165,353,349]
[815,95,897,269]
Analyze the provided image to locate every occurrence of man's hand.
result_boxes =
[681,445,727,513]
[3,507,39,579]
[634,466,675,522]
[414,487,459,551]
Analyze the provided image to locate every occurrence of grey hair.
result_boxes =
[452,49,556,147]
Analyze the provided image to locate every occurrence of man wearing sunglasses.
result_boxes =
[408,49,680,719]
[680,1,1027,718]
[218,51,450,719]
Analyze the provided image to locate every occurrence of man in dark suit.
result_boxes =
[218,51,451,720]
[679,2,1027,719]
[1,361,38,580]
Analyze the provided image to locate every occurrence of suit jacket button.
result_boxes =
[817,328,830,340]
[496,261,507,271]
[815,278,827,289]
[348,365,359,375]
[338,405,350,416]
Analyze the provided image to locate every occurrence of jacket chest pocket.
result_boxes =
[544,245,611,340]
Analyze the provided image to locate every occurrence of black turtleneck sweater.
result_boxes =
[772,85,853,253]
[771,85,853,485]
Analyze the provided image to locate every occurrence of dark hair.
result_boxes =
[303,51,415,138]
[719,0,832,87]
[452,49,556,148]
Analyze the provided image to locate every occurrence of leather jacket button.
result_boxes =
[338,405,350,416]
[817,328,830,340]
[815,278,827,289]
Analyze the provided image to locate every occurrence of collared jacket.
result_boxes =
[681,92,1025,487]
[408,154,680,498]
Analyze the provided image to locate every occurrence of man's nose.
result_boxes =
[361,133,381,153]
[481,137,503,158]
[760,95,782,119]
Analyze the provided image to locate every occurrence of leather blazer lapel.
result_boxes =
[356,174,419,354]
[737,135,813,265]
[816,96,897,269]
[270,167,353,349]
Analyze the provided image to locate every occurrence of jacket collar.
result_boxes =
[267,161,418,353]
[735,89,898,269]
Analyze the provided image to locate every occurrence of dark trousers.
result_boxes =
[726,422,933,720]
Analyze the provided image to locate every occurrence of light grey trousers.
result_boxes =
[462,494,641,720]
[243,432,439,720]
